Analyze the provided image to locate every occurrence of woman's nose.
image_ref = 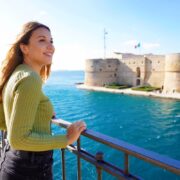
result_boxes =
[47,42,55,52]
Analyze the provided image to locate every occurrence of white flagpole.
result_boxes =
[104,28,108,59]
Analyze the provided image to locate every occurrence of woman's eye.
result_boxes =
[39,39,45,42]
[39,39,53,44]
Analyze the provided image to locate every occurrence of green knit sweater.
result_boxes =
[0,64,68,151]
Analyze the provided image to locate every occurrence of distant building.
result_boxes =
[84,53,180,93]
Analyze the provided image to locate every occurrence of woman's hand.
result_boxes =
[66,120,86,145]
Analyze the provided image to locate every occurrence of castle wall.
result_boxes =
[117,56,145,86]
[144,55,165,87]
[164,53,180,93]
[85,59,119,86]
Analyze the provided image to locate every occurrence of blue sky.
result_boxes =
[0,0,180,70]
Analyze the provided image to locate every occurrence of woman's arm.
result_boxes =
[0,103,6,130]
[8,75,68,151]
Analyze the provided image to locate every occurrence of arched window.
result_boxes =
[136,79,141,86]
[136,67,140,78]
[136,67,141,86]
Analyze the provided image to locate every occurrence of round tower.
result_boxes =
[84,58,119,86]
[163,53,180,93]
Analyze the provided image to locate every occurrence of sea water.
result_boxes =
[43,70,180,180]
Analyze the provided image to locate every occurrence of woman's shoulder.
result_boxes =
[5,64,42,93]
[2,64,42,101]
[12,64,42,85]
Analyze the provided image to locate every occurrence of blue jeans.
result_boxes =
[0,142,53,180]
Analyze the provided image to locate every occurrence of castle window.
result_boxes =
[158,61,160,64]
[115,68,118,71]
[99,68,102,71]
[136,67,141,78]
[136,79,141,86]
[142,61,143,64]
[108,65,111,67]
[114,73,117,77]
[133,62,135,64]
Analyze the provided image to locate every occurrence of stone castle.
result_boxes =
[84,53,180,93]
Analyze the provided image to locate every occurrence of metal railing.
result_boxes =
[1,119,180,179]
[52,119,180,180]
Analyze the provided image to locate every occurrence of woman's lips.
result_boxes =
[44,52,53,57]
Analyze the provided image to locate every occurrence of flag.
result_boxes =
[134,42,141,49]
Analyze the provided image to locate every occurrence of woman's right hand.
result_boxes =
[66,120,86,145]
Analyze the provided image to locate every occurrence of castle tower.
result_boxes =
[163,53,180,93]
[84,58,119,86]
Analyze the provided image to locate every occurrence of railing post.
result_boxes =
[124,153,129,175]
[77,138,81,180]
[95,152,103,180]
[61,148,66,180]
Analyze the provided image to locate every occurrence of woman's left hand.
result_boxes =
[66,120,87,145]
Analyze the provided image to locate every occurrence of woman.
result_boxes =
[0,21,86,179]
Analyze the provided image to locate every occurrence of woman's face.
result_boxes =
[21,27,55,66]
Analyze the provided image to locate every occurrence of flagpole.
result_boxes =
[104,28,107,59]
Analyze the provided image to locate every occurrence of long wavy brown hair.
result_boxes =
[0,21,52,102]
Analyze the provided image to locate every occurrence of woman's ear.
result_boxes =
[20,43,28,55]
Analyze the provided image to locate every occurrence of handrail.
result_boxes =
[52,119,180,176]
[1,119,179,179]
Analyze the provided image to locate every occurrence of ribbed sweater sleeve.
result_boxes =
[0,103,6,130]
[8,75,68,151]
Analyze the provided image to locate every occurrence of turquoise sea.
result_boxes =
[43,70,180,180]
